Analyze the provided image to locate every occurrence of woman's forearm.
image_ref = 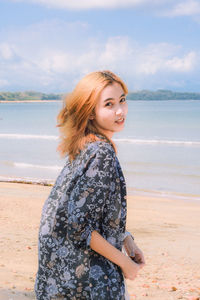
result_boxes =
[90,230,126,269]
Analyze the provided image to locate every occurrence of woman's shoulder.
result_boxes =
[85,138,115,158]
[72,138,115,167]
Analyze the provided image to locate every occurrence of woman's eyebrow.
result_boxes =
[104,93,125,102]
[120,93,126,98]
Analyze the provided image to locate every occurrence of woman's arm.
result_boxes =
[90,230,144,281]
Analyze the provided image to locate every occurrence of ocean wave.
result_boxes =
[2,160,62,171]
[0,133,200,146]
[114,138,200,146]
[0,133,58,140]
[124,169,200,178]
[3,160,200,176]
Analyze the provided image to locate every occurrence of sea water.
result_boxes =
[0,100,200,200]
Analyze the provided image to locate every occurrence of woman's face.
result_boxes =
[93,82,128,139]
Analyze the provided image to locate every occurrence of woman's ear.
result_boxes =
[89,114,95,120]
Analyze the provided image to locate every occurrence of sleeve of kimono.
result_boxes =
[124,231,134,241]
[67,144,116,250]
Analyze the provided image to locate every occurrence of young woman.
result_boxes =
[35,70,145,300]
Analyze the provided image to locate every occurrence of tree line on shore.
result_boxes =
[1,90,200,101]
[0,91,62,101]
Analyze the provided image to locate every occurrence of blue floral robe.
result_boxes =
[35,136,127,300]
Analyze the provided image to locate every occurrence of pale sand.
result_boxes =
[0,182,200,300]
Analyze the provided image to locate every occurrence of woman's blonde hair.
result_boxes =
[56,70,128,160]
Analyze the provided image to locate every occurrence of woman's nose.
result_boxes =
[116,106,123,116]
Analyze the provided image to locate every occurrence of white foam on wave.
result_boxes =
[2,160,62,171]
[114,138,200,146]
[15,162,62,170]
[0,133,200,146]
[0,133,58,140]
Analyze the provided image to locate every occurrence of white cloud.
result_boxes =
[0,79,9,88]
[8,0,200,20]
[0,19,199,92]
[137,46,197,74]
[160,0,200,17]
[165,51,196,71]
[38,51,78,75]
[0,43,15,60]
[10,0,166,10]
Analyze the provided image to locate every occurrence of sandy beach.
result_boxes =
[0,182,200,300]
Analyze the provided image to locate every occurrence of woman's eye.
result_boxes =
[120,97,126,103]
[105,102,113,107]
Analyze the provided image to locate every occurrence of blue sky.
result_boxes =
[0,0,200,92]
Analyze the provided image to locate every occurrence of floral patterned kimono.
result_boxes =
[35,135,128,300]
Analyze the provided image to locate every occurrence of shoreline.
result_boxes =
[0,175,200,203]
[0,176,54,186]
[1,182,200,300]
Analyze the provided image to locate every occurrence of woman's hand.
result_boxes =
[123,235,145,265]
[120,255,144,280]
[90,231,145,281]
[121,236,145,280]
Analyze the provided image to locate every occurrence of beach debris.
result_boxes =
[157,284,169,290]
[189,288,197,292]
[161,252,168,256]
[171,286,177,291]
[142,283,150,288]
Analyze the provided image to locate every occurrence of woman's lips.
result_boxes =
[115,117,125,124]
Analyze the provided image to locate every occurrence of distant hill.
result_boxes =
[0,91,63,101]
[127,89,200,100]
[1,90,200,101]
